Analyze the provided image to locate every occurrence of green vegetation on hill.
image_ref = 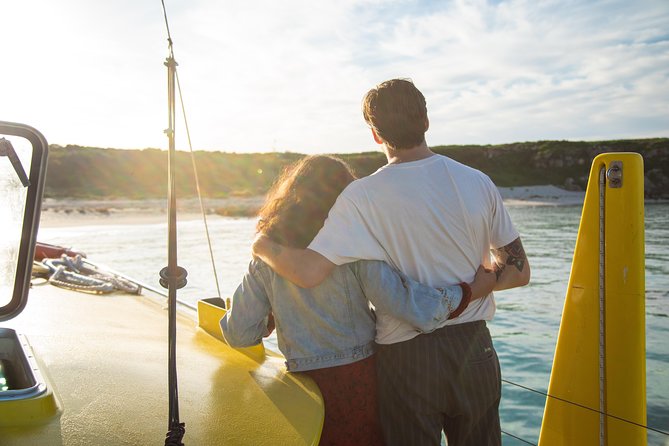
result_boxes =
[45,138,669,199]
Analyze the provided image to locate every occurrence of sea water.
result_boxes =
[37,203,669,445]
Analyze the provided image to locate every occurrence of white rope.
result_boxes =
[175,71,222,299]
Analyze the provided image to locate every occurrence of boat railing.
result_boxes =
[499,378,669,445]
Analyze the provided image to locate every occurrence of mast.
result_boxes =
[160,7,187,444]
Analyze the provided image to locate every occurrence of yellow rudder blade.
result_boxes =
[539,153,646,445]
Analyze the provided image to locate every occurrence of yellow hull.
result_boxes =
[539,153,646,445]
[0,285,324,445]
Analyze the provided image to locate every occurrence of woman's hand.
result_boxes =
[469,265,497,300]
[265,312,276,337]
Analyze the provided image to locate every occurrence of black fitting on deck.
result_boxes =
[164,421,185,446]
[159,266,188,289]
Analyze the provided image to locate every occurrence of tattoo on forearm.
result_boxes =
[503,238,527,271]
[493,238,527,277]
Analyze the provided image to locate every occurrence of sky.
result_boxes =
[2,0,668,154]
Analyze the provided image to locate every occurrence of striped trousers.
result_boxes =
[376,320,501,446]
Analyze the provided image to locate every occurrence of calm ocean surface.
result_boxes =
[38,203,669,445]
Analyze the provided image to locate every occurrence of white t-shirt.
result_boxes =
[308,154,519,344]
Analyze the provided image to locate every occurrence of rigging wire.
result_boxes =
[502,378,669,437]
[598,166,607,446]
[161,0,222,299]
[501,430,537,446]
[175,71,223,299]
[161,0,174,52]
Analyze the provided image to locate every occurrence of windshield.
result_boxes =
[0,122,48,321]
[0,137,32,308]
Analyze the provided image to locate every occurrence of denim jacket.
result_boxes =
[220,259,462,372]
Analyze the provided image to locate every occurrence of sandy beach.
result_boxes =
[39,196,265,228]
[39,186,585,228]
[497,185,585,206]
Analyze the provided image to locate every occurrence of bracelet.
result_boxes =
[448,282,472,320]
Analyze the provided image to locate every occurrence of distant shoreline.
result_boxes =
[39,196,263,228]
[497,185,585,206]
[38,186,592,228]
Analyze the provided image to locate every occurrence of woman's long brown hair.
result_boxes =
[256,155,356,249]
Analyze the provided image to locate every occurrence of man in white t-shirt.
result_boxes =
[253,79,530,446]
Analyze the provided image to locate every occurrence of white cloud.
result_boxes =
[374,0,669,145]
[1,0,667,153]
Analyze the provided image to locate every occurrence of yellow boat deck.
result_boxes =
[0,284,323,445]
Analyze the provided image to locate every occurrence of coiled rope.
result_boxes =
[41,255,141,295]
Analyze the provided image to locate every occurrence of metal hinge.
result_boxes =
[606,161,623,188]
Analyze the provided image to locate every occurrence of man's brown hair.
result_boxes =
[256,155,356,249]
[362,78,427,150]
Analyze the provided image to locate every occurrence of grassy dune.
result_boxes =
[45,138,668,200]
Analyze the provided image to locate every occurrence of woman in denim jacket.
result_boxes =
[221,155,494,446]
